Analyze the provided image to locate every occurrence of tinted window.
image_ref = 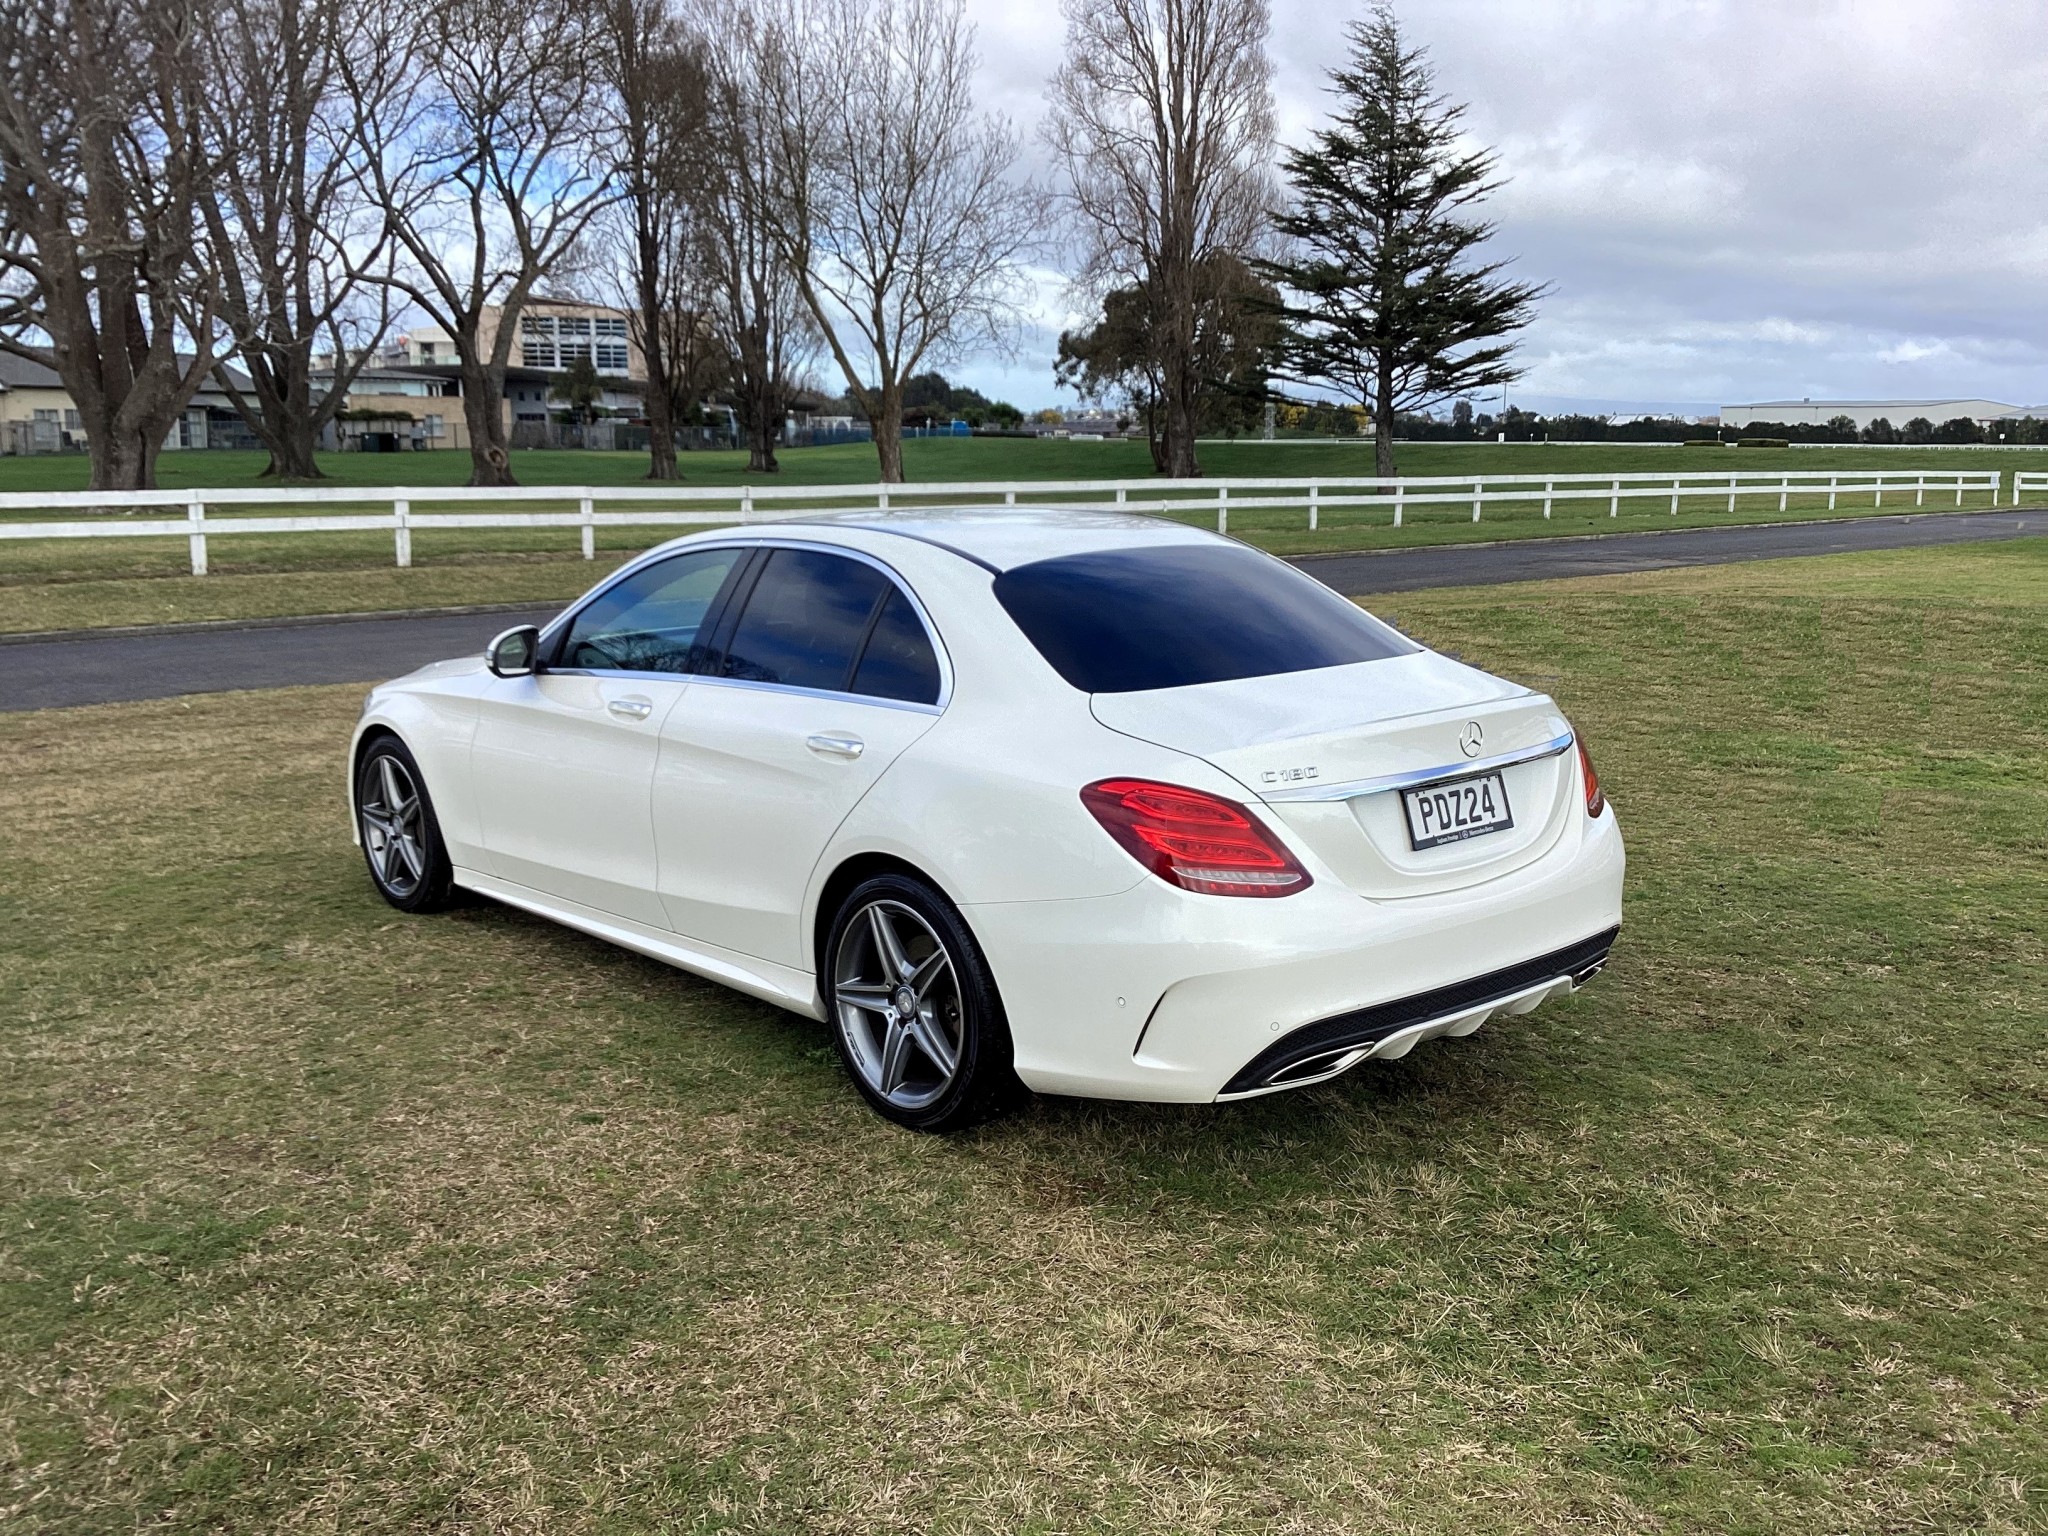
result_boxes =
[721,549,892,692]
[851,587,943,704]
[992,543,1418,694]
[559,547,744,673]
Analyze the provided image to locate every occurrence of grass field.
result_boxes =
[2,437,2036,632]
[3,542,2042,1532]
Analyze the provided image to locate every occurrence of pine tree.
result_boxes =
[1259,5,1543,480]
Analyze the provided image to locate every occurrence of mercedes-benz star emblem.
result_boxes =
[1459,721,1485,757]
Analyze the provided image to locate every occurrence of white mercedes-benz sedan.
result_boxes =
[349,509,1623,1130]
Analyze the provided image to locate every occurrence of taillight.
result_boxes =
[1080,778,1312,897]
[1577,736,1606,817]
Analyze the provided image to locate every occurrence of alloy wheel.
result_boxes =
[832,899,965,1112]
[359,752,428,899]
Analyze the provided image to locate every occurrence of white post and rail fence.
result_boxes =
[0,468,2011,577]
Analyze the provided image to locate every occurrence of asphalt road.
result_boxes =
[3,509,2036,712]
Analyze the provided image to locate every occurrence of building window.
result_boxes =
[64,409,80,429]
[424,414,444,438]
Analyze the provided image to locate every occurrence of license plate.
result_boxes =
[1401,772,1514,850]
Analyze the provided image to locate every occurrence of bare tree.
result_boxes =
[0,0,228,490]
[599,0,713,480]
[1046,0,1276,478]
[343,0,619,486]
[756,0,1038,484]
[196,0,393,480]
[696,0,818,474]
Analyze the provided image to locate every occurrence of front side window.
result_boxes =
[992,542,1418,694]
[557,548,746,674]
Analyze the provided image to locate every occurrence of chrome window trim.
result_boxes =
[542,666,945,717]
[1260,730,1576,802]
[539,536,953,709]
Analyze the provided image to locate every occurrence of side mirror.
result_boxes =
[486,624,541,678]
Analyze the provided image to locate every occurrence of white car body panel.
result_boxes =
[653,678,939,964]
[350,509,1625,1105]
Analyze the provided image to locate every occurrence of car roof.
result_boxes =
[774,505,1225,573]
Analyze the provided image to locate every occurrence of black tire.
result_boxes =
[823,873,1022,1132]
[354,734,457,913]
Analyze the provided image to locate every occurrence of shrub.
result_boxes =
[1683,438,1723,447]
[1736,437,1789,449]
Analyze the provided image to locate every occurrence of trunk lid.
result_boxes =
[1090,654,1577,899]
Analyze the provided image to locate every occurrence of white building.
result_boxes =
[1719,398,2039,430]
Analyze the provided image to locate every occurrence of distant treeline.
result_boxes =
[1381,406,2047,445]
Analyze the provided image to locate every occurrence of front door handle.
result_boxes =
[806,732,865,760]
[607,696,654,721]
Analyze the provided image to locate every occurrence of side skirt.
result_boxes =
[454,867,825,1019]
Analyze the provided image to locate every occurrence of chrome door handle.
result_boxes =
[806,732,865,760]
[607,697,654,721]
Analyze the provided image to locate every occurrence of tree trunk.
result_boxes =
[644,385,679,480]
[87,424,160,493]
[461,373,518,486]
[746,385,780,473]
[871,390,905,483]
[1163,386,1201,478]
[1373,366,1397,486]
[262,429,323,481]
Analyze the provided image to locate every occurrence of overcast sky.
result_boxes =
[950,0,2048,416]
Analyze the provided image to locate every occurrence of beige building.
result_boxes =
[0,352,82,455]
[2,350,258,455]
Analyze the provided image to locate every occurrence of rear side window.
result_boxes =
[992,542,1418,694]
[722,549,890,691]
[851,587,943,704]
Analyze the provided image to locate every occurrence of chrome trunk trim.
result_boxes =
[1259,730,1576,802]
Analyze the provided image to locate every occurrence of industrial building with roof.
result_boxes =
[1719,398,2044,431]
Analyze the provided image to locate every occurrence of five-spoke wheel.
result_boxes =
[825,874,1017,1131]
[355,736,455,912]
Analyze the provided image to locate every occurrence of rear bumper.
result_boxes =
[962,802,1625,1103]
[1216,925,1618,1098]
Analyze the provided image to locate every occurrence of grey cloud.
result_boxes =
[961,0,2048,410]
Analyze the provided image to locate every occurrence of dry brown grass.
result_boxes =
[2,545,2044,1532]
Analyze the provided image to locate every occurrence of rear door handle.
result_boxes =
[806,732,865,760]
[607,696,654,721]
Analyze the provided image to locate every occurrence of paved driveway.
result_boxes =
[3,509,2035,711]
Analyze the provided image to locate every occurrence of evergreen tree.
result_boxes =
[1259,5,1543,479]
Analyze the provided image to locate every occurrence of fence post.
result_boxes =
[187,493,207,576]
[1005,488,1016,506]
[1609,477,1620,518]
[1308,483,1319,531]
[1828,475,1838,510]
[1727,476,1736,514]
[1954,475,1963,506]
[1915,473,1925,507]
[741,485,754,521]
[1669,478,1679,516]
[1471,480,1482,522]
[579,495,595,559]
[1116,486,1127,512]
[1216,485,1228,534]
[394,498,411,568]
[1393,484,1404,527]
[878,485,890,512]
[1875,477,1883,508]
[1544,479,1554,519]
[1778,475,1788,513]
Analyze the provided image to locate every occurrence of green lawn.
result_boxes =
[2,435,2036,632]
[2,544,2042,1532]
[5,436,2048,493]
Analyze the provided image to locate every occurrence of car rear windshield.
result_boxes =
[991,542,1419,694]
